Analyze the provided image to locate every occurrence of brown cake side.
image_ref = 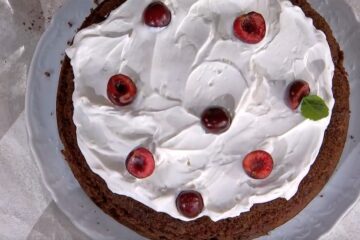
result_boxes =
[56,0,349,239]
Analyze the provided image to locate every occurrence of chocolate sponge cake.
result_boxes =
[57,0,349,239]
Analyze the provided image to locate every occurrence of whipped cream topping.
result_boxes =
[66,0,334,221]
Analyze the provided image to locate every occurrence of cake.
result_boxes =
[57,0,349,239]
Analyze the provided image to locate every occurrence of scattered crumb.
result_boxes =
[60,60,64,65]
[350,135,354,140]
[320,195,324,198]
[51,112,54,116]
[44,72,51,77]
[187,160,191,166]
[97,221,100,225]
[68,21,73,28]
[22,15,44,32]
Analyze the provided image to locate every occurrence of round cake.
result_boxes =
[57,0,349,239]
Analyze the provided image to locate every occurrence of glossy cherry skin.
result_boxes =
[201,107,231,134]
[233,12,266,44]
[143,2,171,28]
[176,190,204,218]
[243,150,274,179]
[125,147,155,179]
[107,74,137,106]
[288,80,311,110]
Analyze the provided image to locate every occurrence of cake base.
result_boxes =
[56,0,349,239]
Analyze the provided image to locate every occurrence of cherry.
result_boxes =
[107,74,137,106]
[176,191,204,218]
[288,80,310,110]
[233,12,266,44]
[243,150,273,179]
[143,2,171,28]
[126,147,155,179]
[201,107,231,134]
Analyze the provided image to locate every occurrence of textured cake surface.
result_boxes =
[57,0,349,239]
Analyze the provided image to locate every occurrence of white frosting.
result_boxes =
[66,0,334,221]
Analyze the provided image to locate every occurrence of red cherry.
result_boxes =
[288,80,310,110]
[243,150,273,179]
[201,107,231,134]
[233,12,266,44]
[143,2,171,28]
[107,74,137,106]
[126,148,155,179]
[176,191,204,218]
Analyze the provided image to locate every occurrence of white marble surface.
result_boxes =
[0,0,359,239]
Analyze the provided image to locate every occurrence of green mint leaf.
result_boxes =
[301,95,329,121]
